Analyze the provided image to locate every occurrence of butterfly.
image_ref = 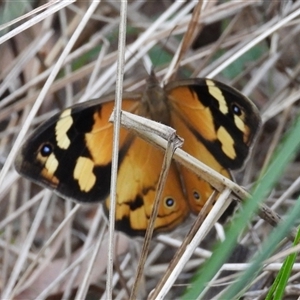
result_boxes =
[15,74,261,236]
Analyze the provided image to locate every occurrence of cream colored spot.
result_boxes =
[45,153,59,175]
[206,79,228,114]
[74,157,96,192]
[217,126,236,159]
[234,115,245,132]
[55,109,73,149]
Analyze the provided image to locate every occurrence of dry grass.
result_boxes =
[1,1,300,299]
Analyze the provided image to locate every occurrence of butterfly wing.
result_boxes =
[104,135,189,236]
[15,97,139,203]
[15,95,189,236]
[166,78,261,213]
[15,77,260,235]
[170,111,230,213]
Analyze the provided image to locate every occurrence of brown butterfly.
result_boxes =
[15,74,261,236]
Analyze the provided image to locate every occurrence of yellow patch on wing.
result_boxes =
[74,156,96,192]
[233,115,252,145]
[217,126,236,160]
[171,112,232,214]
[39,153,59,187]
[234,115,245,132]
[45,153,59,174]
[206,79,228,114]
[55,109,73,149]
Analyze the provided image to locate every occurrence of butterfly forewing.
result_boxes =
[166,79,260,213]
[166,79,261,170]
[15,99,138,203]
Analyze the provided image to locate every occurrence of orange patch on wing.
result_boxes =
[85,100,138,165]
[41,168,59,187]
[168,86,217,141]
[171,112,231,214]
[106,135,189,233]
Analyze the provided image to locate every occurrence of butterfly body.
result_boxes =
[15,75,261,236]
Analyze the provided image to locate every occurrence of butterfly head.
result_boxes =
[139,72,171,124]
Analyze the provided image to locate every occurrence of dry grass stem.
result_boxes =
[1,1,300,298]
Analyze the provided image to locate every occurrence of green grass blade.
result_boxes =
[222,194,300,299]
[266,227,300,299]
[182,114,300,299]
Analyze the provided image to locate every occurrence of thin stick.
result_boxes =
[2,193,51,298]
[0,1,75,45]
[153,188,232,299]
[208,5,300,78]
[148,191,219,300]
[106,0,128,298]
[117,111,295,240]
[0,0,100,200]
[166,0,203,81]
[10,204,80,298]
[129,131,183,299]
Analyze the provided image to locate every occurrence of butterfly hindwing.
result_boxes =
[170,110,231,214]
[104,135,189,236]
